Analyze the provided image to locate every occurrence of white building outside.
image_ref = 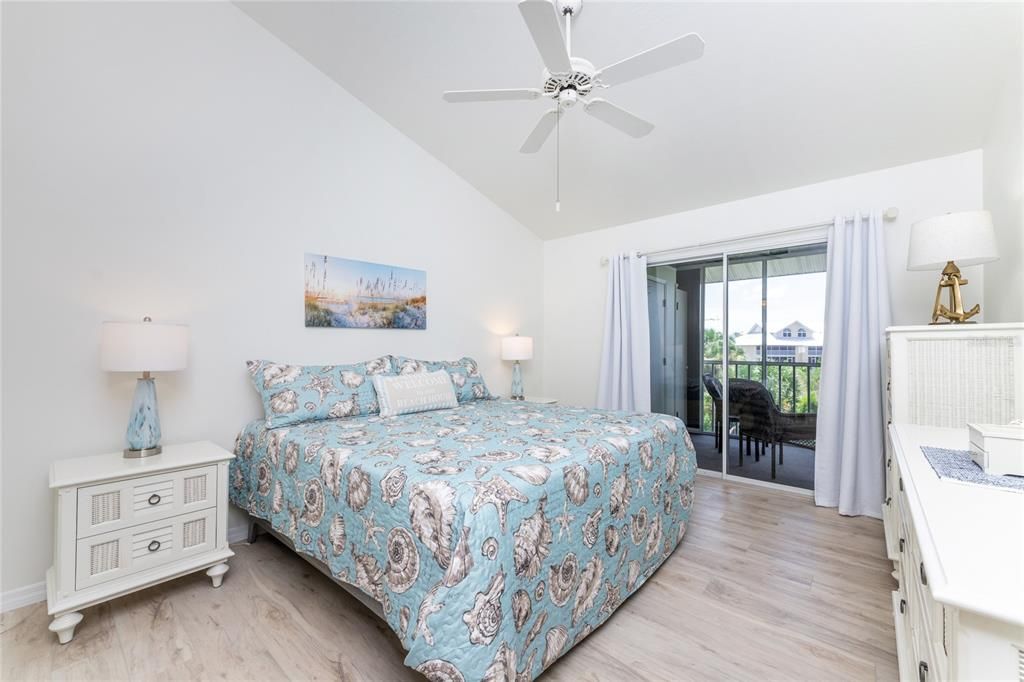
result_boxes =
[733,320,824,364]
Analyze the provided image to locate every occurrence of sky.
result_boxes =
[703,272,827,337]
[305,253,426,299]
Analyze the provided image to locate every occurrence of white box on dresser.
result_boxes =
[883,324,1024,682]
[46,441,234,644]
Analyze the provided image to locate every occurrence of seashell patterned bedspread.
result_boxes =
[230,400,696,681]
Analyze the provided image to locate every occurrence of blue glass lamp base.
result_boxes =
[124,377,163,458]
[510,361,525,400]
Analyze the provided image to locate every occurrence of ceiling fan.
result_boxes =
[442,0,705,155]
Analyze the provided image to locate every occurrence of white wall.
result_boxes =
[982,44,1024,323]
[1,2,543,597]
[542,151,984,407]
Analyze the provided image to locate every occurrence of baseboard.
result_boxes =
[1,581,46,613]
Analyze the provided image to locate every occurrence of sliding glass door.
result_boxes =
[647,243,826,491]
[647,258,719,471]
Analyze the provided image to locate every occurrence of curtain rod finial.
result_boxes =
[883,207,899,221]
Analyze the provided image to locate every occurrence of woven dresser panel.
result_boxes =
[89,539,119,575]
[183,474,208,505]
[906,336,1016,426]
[183,518,207,548]
[91,491,121,526]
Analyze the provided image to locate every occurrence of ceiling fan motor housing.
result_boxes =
[542,57,596,99]
[555,0,583,17]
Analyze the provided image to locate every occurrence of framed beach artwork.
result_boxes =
[304,253,426,329]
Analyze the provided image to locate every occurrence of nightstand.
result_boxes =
[523,396,558,404]
[46,441,234,643]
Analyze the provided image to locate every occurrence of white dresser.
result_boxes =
[884,324,1024,681]
[46,441,234,643]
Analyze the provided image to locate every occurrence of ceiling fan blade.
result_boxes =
[583,99,654,138]
[597,33,705,87]
[518,0,572,74]
[520,109,562,154]
[443,88,543,103]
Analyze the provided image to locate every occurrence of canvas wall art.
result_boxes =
[304,253,426,329]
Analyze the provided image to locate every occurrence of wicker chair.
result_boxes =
[728,378,774,468]
[702,374,740,452]
[727,377,817,479]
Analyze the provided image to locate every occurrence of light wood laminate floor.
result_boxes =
[2,476,898,681]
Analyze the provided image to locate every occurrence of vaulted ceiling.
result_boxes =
[238,1,1022,239]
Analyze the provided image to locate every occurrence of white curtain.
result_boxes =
[815,212,892,517]
[597,252,651,412]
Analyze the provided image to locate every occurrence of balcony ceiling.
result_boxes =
[237,1,1022,240]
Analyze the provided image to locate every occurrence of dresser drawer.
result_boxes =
[76,465,217,538]
[883,442,901,560]
[75,507,217,590]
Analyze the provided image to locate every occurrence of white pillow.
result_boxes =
[373,370,458,417]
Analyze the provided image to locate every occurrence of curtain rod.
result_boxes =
[600,206,899,265]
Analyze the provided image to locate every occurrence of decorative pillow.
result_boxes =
[372,370,458,417]
[246,356,395,427]
[392,355,493,402]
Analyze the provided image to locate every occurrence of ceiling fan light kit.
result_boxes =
[442,0,705,211]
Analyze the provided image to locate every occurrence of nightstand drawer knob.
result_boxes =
[147,540,161,552]
[148,494,161,506]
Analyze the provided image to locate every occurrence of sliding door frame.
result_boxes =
[721,252,730,480]
[649,227,828,497]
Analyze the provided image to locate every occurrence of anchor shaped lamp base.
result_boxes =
[929,260,981,325]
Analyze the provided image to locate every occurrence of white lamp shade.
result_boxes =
[907,210,999,271]
[100,320,189,372]
[501,335,534,361]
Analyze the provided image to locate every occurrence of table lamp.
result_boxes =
[501,334,533,400]
[101,317,189,458]
[907,210,999,324]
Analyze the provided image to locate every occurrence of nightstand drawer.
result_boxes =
[76,465,217,538]
[75,507,217,590]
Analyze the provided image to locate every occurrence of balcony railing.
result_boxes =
[700,359,821,433]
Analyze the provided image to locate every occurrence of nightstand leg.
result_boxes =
[206,562,229,588]
[49,612,83,644]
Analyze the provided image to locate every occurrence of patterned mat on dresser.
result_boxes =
[920,446,1024,492]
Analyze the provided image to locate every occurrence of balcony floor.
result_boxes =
[691,432,814,491]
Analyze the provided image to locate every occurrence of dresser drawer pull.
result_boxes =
[899,598,906,614]
[899,478,904,492]
[918,661,928,682]
[920,562,927,586]
[148,493,161,506]
[899,538,905,553]
[147,540,161,552]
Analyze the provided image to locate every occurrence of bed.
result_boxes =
[230,399,696,681]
